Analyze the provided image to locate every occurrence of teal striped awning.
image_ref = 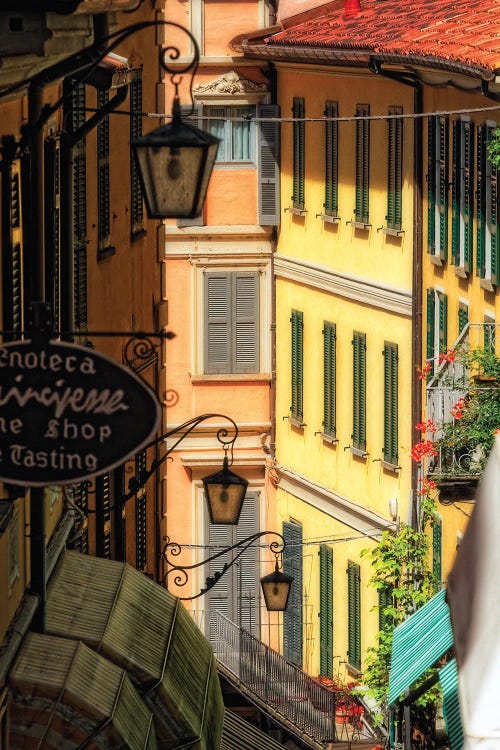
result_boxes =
[439,658,464,750]
[388,588,453,705]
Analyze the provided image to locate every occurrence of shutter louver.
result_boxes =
[463,120,473,272]
[96,473,112,560]
[355,104,369,223]
[97,89,111,254]
[490,128,499,286]
[324,101,338,217]
[323,322,336,437]
[135,450,147,571]
[438,293,448,355]
[44,137,62,332]
[1,159,24,338]
[477,125,486,278]
[205,272,231,374]
[347,561,361,671]
[458,305,469,335]
[258,103,280,225]
[291,309,304,422]
[383,342,398,466]
[427,288,436,371]
[387,106,403,230]
[433,517,442,591]
[438,117,449,261]
[428,117,437,254]
[233,272,259,374]
[130,72,144,236]
[451,119,460,265]
[68,482,89,554]
[283,521,303,667]
[292,98,305,210]
[378,585,393,631]
[352,332,366,451]
[319,545,334,677]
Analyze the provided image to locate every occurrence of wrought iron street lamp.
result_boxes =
[163,531,293,612]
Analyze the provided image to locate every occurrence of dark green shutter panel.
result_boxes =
[426,288,436,367]
[347,561,361,671]
[292,98,305,210]
[319,545,334,677]
[438,117,449,261]
[463,120,473,272]
[452,120,473,271]
[135,450,147,570]
[438,293,448,355]
[352,332,366,451]
[490,127,500,285]
[458,305,469,334]
[451,120,460,265]
[387,106,403,230]
[205,272,231,373]
[378,585,393,631]
[97,89,111,252]
[95,472,112,559]
[283,521,303,667]
[258,103,280,225]
[433,517,442,591]
[233,272,259,374]
[383,342,398,465]
[323,322,336,437]
[355,104,370,223]
[291,309,304,422]
[427,116,437,254]
[324,101,338,217]
[477,125,486,278]
[130,71,144,236]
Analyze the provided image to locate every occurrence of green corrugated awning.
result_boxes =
[388,589,453,705]
[46,551,224,750]
[9,632,157,750]
[221,710,286,750]
[439,658,464,750]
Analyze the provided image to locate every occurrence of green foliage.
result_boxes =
[487,127,500,167]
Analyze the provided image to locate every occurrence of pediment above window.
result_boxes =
[193,70,268,105]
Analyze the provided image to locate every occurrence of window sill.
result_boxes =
[378,226,404,237]
[349,446,369,459]
[317,213,340,224]
[191,373,272,383]
[382,460,401,473]
[346,220,371,230]
[286,207,307,216]
[131,229,147,243]
[454,265,468,279]
[213,162,255,170]
[429,254,444,266]
[320,433,338,446]
[289,417,306,428]
[480,278,495,293]
[97,245,116,261]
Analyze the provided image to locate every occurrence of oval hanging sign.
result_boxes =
[0,339,161,486]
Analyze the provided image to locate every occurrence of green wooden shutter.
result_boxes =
[324,101,338,217]
[291,309,304,422]
[463,120,473,272]
[352,332,366,451]
[451,119,460,265]
[323,321,336,438]
[477,125,486,278]
[438,117,449,261]
[426,288,436,368]
[97,89,111,254]
[292,98,305,210]
[130,70,144,237]
[283,521,303,667]
[135,450,147,570]
[427,116,437,254]
[458,304,469,334]
[347,561,361,671]
[232,272,259,374]
[319,544,334,677]
[438,292,448,355]
[387,106,403,230]
[257,103,281,225]
[378,585,393,631]
[433,517,442,591]
[489,127,500,285]
[355,104,370,223]
[205,271,231,374]
[383,342,398,466]
[95,472,112,560]
[452,120,473,271]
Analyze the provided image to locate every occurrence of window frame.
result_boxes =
[205,104,256,165]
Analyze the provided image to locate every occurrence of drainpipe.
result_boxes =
[368,61,423,530]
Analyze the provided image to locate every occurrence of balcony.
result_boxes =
[425,323,500,487]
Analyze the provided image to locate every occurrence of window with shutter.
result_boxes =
[205,105,255,163]
[204,270,259,374]
[292,97,305,210]
[383,342,398,466]
[258,103,280,225]
[130,71,144,238]
[378,584,393,631]
[135,450,147,570]
[206,492,259,643]
[283,521,303,667]
[355,104,370,224]
[427,115,449,261]
[291,309,304,423]
[438,291,448,357]
[323,321,336,438]
[352,332,366,452]
[319,544,333,677]
[324,101,338,218]
[387,106,403,231]
[426,288,436,371]
[97,89,114,258]
[347,561,361,671]
[458,302,469,335]
[1,157,24,338]
[477,123,499,287]
[432,517,442,591]
[68,482,89,554]
[95,472,112,559]
[451,118,473,272]
[427,288,447,373]
[113,466,126,562]
[44,136,62,332]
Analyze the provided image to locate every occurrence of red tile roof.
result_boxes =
[259,0,500,77]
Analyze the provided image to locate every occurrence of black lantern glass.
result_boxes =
[260,563,294,612]
[132,100,220,219]
[202,457,248,525]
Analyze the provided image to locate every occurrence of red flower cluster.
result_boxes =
[415,419,437,433]
[452,397,466,420]
[416,361,432,380]
[417,478,437,495]
[438,348,456,364]
[411,440,438,462]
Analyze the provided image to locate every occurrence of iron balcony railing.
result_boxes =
[425,322,500,481]
[212,610,379,747]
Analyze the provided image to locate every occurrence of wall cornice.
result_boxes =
[274,254,413,316]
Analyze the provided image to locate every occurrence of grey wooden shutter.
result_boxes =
[258,103,280,225]
[233,271,259,374]
[283,521,303,667]
[205,271,231,373]
[177,103,205,227]
[207,522,232,643]
[347,561,361,671]
[319,544,334,677]
[383,342,398,466]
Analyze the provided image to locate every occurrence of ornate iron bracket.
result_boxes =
[162,531,286,600]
